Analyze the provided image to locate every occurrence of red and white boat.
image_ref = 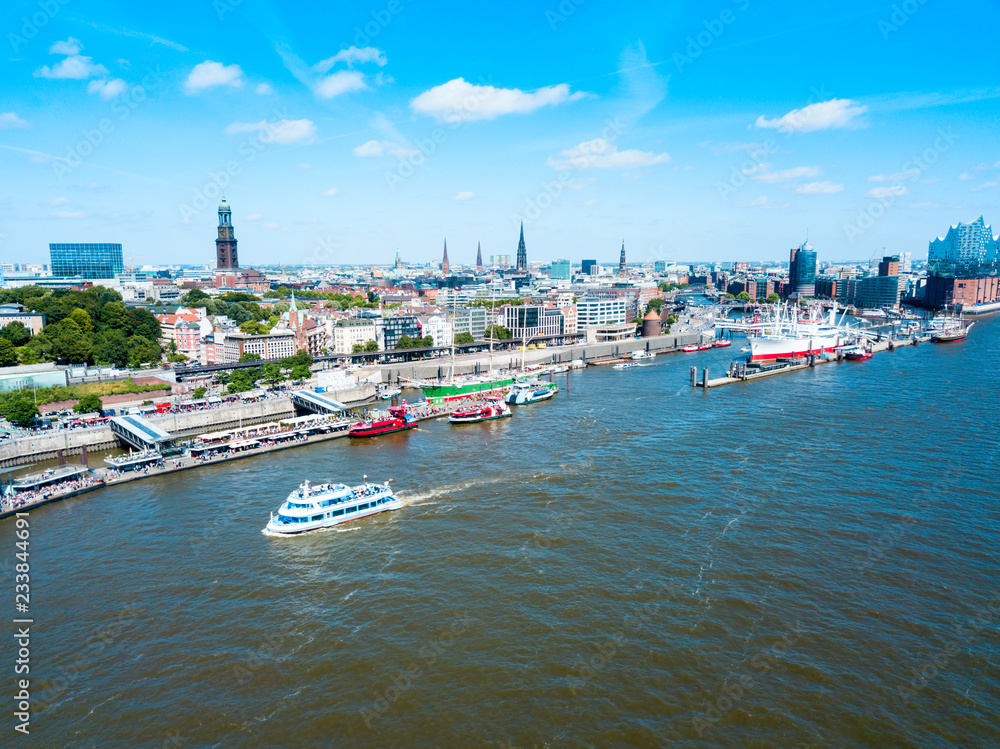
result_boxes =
[713,339,732,348]
[449,398,512,424]
[349,405,417,437]
[747,304,845,362]
[697,342,714,351]
[682,344,700,352]
[844,349,873,361]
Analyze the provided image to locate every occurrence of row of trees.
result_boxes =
[0,286,163,367]
[395,335,434,349]
[217,350,313,393]
[726,292,781,303]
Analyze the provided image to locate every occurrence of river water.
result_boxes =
[14,315,1000,747]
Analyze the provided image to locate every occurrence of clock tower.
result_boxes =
[216,198,238,270]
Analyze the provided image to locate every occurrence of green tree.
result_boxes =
[100,301,128,329]
[454,331,474,345]
[263,362,286,387]
[395,335,414,350]
[74,393,103,414]
[421,335,434,348]
[290,364,311,381]
[0,321,31,347]
[0,339,17,367]
[0,392,39,427]
[15,346,40,365]
[484,325,511,340]
[239,320,268,335]
[180,288,212,307]
[239,352,262,362]
[94,330,130,368]
[192,386,207,399]
[766,292,780,303]
[736,291,751,302]
[68,308,94,332]
[724,293,736,300]
[126,335,162,368]
[645,298,666,315]
[352,343,365,353]
[364,340,379,352]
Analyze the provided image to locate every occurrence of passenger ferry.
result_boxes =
[612,362,638,370]
[349,405,417,437]
[630,350,656,360]
[505,380,558,405]
[449,398,511,424]
[263,479,401,535]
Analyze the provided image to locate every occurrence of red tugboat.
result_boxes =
[844,348,873,361]
[349,405,417,438]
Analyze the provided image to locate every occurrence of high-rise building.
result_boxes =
[928,216,999,276]
[618,241,627,277]
[654,260,666,273]
[491,255,511,269]
[216,198,238,270]
[441,239,450,275]
[49,243,124,279]
[516,221,527,271]
[787,240,817,298]
[551,259,571,280]
[394,249,402,269]
[878,255,900,277]
[582,259,597,276]
[899,252,912,273]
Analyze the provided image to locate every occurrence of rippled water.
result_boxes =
[17,316,1000,747]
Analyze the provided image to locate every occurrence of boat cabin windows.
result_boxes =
[311,515,323,521]
[331,509,344,517]
[287,501,313,510]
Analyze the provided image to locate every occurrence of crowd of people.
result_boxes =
[1,474,102,513]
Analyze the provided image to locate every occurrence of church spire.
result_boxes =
[476,241,483,270]
[619,240,627,276]
[516,221,527,272]
[442,238,450,275]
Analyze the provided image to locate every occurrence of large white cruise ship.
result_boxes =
[263,479,401,535]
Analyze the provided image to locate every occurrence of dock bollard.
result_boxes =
[702,367,709,388]
[690,366,697,387]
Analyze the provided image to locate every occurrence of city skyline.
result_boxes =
[2,0,1000,267]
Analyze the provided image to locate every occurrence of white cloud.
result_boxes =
[225,118,317,144]
[256,82,274,95]
[411,77,585,123]
[736,196,792,209]
[321,188,338,196]
[314,46,387,72]
[868,169,920,182]
[546,138,669,170]
[795,181,844,194]
[87,78,127,100]
[755,98,867,133]
[565,177,596,190]
[751,165,821,184]
[34,54,108,80]
[184,61,244,93]
[452,191,475,201]
[973,181,999,191]
[958,172,973,180]
[315,70,368,99]
[245,214,263,221]
[867,186,910,198]
[581,198,598,206]
[0,112,29,129]
[55,210,87,218]
[262,222,280,229]
[352,139,418,158]
[49,37,82,55]
[46,197,68,206]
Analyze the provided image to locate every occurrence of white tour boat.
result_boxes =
[264,479,401,535]
[504,380,559,405]
[631,350,656,360]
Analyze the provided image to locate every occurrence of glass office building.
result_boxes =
[49,243,124,279]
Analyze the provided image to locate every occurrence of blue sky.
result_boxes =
[2,0,999,268]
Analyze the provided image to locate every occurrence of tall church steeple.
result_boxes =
[441,238,450,275]
[216,195,238,270]
[516,222,527,272]
[476,241,483,271]
[619,240,627,277]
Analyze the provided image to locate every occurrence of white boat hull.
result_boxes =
[749,332,840,361]
[264,485,401,535]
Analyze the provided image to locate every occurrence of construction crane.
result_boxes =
[127,254,152,272]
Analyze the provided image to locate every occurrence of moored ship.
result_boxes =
[505,380,558,405]
[349,405,417,437]
[412,375,515,405]
[264,479,401,535]
[449,398,511,424]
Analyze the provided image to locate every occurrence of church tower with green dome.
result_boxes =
[216,196,238,270]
